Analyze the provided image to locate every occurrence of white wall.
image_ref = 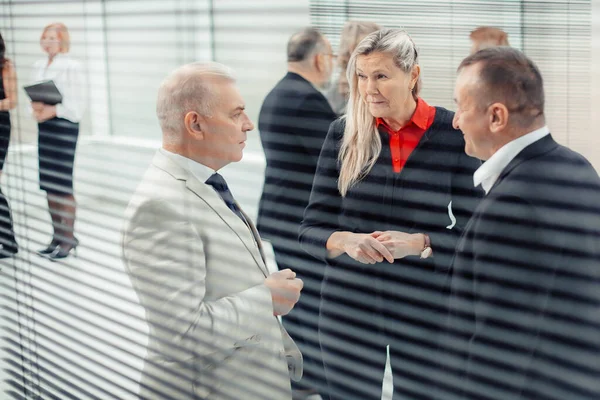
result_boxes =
[103,0,212,139]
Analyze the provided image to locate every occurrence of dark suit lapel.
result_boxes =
[488,134,558,194]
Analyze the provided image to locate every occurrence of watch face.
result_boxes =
[421,247,433,259]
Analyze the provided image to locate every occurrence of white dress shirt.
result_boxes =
[160,148,215,184]
[32,53,86,123]
[474,126,550,194]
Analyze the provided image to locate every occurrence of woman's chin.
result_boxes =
[368,107,390,119]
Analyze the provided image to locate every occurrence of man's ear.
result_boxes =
[314,53,325,73]
[488,103,509,134]
[184,111,205,140]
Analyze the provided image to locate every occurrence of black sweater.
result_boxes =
[299,107,483,276]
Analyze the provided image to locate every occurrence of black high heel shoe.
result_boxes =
[47,238,79,261]
[37,238,61,256]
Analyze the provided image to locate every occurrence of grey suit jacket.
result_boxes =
[122,151,302,400]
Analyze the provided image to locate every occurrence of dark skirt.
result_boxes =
[0,111,10,171]
[38,117,79,195]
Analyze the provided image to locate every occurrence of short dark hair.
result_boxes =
[287,27,326,62]
[459,47,544,127]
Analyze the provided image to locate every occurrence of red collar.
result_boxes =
[376,97,430,132]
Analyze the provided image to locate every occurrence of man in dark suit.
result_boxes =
[257,27,337,399]
[436,47,600,399]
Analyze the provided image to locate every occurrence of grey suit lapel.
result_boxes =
[237,204,267,264]
[186,177,270,278]
[489,134,558,194]
[152,151,270,277]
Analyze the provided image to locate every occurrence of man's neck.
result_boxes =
[287,64,321,89]
[162,144,224,171]
[487,119,547,159]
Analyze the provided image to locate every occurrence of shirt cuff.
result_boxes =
[54,104,80,122]
[55,103,65,119]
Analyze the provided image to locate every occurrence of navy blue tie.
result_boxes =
[205,173,246,223]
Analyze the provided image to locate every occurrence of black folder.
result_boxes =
[24,80,63,105]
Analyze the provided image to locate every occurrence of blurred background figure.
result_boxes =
[326,21,381,115]
[469,26,510,54]
[0,32,19,259]
[300,28,481,400]
[257,27,336,400]
[31,22,85,260]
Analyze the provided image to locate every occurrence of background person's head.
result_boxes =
[469,26,509,54]
[336,21,381,97]
[156,62,254,171]
[453,47,545,161]
[287,27,334,89]
[347,28,421,123]
[40,23,70,57]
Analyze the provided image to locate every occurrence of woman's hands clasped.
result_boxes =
[342,233,394,264]
[327,230,425,265]
[372,230,424,260]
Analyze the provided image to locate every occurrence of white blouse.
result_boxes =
[31,53,86,123]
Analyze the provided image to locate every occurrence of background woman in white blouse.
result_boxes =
[31,22,85,260]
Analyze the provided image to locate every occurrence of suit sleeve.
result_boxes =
[427,148,483,272]
[298,119,344,262]
[123,199,273,360]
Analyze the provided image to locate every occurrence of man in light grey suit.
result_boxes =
[122,62,304,400]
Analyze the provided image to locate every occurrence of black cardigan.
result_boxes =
[299,107,483,275]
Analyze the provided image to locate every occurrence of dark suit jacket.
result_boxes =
[438,135,600,400]
[257,72,337,251]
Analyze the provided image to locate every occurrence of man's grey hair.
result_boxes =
[287,27,328,63]
[156,61,236,137]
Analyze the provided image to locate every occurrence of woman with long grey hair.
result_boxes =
[300,28,482,399]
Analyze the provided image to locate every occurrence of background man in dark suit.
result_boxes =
[257,27,337,399]
[436,47,600,399]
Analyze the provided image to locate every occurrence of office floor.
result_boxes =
[0,141,393,399]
